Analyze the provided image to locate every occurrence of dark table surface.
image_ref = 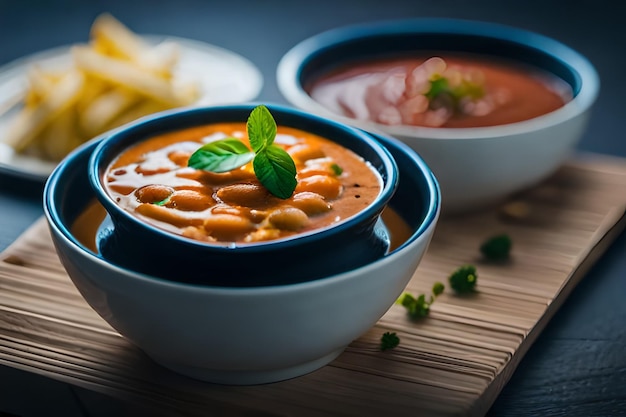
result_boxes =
[1,1,625,416]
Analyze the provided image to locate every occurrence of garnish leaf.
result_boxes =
[380,331,400,351]
[253,145,297,199]
[396,281,445,320]
[480,233,512,261]
[432,281,445,296]
[153,197,170,206]
[188,138,254,173]
[426,76,450,101]
[330,163,343,176]
[188,105,297,199]
[247,105,277,153]
[426,72,485,108]
[448,264,478,294]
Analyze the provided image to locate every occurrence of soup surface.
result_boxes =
[307,53,572,128]
[104,123,383,244]
[71,200,412,253]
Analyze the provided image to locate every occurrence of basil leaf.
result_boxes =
[187,138,254,173]
[188,105,299,199]
[252,145,297,199]
[247,105,277,153]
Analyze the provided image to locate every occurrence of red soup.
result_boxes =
[306,53,572,128]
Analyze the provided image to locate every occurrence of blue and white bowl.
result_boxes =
[43,121,440,384]
[277,18,600,213]
[87,104,400,286]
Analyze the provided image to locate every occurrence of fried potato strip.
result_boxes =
[4,13,200,161]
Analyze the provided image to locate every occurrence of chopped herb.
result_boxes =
[432,281,445,296]
[397,281,445,319]
[330,163,343,176]
[425,76,451,101]
[380,331,400,351]
[424,60,485,113]
[188,105,297,199]
[448,264,478,294]
[153,197,170,206]
[480,233,512,261]
[398,292,430,318]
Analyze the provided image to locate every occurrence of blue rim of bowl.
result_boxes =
[369,131,440,252]
[87,103,399,254]
[43,127,440,291]
[276,17,600,140]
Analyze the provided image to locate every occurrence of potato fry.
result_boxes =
[72,45,194,107]
[102,99,168,131]
[90,13,147,61]
[39,104,81,161]
[6,70,84,152]
[90,13,179,78]
[79,88,136,137]
[74,74,109,110]
[135,41,180,79]
[4,13,200,161]
[24,66,60,107]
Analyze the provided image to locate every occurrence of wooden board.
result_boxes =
[1,153,625,417]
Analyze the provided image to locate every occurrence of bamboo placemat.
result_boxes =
[1,153,625,417]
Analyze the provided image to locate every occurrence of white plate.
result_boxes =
[0,35,264,182]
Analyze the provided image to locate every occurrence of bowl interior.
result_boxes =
[277,18,599,135]
[88,103,398,249]
[298,23,582,95]
[83,104,414,285]
[45,130,439,288]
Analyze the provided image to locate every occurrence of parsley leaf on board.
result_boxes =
[380,331,400,351]
[448,264,478,294]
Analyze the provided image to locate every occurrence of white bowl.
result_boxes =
[277,18,600,213]
[43,129,440,385]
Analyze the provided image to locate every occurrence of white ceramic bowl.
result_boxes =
[277,18,600,213]
[43,128,440,385]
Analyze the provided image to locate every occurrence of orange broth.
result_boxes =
[103,123,385,244]
[307,53,572,128]
[71,200,413,253]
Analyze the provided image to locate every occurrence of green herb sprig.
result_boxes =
[380,331,400,351]
[396,281,445,320]
[188,105,297,199]
[427,75,485,102]
[425,68,485,114]
[448,264,478,294]
[480,233,512,261]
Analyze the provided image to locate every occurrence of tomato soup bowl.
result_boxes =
[43,106,440,384]
[277,18,600,213]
